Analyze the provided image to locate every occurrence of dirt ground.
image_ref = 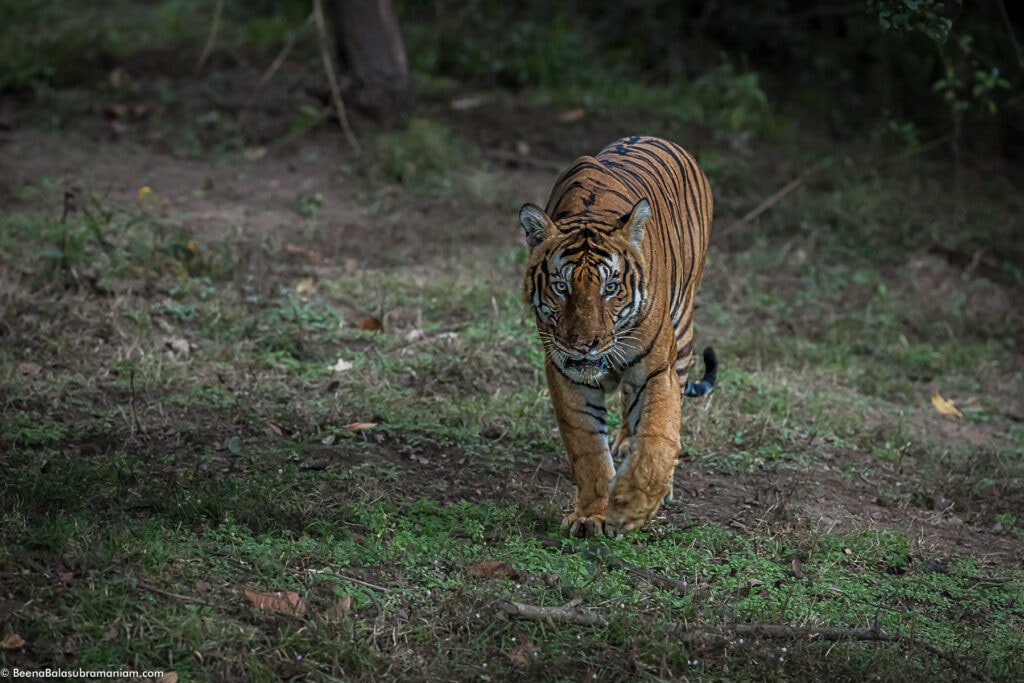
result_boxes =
[2,84,1022,576]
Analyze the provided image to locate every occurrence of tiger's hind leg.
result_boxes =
[609,382,635,462]
[609,425,632,461]
[674,344,695,401]
[660,346,696,504]
[613,380,676,506]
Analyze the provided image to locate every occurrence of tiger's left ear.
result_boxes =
[519,203,555,251]
[619,199,651,247]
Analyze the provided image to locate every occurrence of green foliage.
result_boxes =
[689,64,771,133]
[0,187,235,290]
[358,118,479,193]
[0,413,69,449]
[869,0,953,42]
[934,35,1012,119]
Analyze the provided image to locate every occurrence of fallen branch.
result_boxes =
[310,569,389,593]
[666,622,989,682]
[501,597,604,626]
[135,580,215,607]
[717,159,829,240]
[881,133,953,167]
[312,0,361,154]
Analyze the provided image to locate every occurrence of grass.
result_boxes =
[2,160,1023,679]
[2,4,1024,682]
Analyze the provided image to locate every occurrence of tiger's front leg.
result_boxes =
[545,362,613,538]
[604,365,681,537]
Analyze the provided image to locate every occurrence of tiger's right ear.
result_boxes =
[519,203,554,251]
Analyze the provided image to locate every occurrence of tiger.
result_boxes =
[520,135,717,538]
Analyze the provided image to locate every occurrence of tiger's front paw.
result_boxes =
[603,478,667,537]
[603,504,658,538]
[562,513,606,538]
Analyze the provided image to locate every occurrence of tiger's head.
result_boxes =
[520,199,652,385]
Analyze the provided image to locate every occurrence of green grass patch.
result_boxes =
[3,450,1022,680]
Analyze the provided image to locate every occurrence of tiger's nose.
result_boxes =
[572,338,600,355]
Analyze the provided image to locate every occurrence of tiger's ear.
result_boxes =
[619,199,651,247]
[519,203,554,250]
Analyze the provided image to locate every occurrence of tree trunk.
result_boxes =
[330,0,413,125]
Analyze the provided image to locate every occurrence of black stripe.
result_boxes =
[571,405,607,422]
[627,363,674,433]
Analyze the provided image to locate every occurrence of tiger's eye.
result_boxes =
[604,282,620,295]
[553,281,568,294]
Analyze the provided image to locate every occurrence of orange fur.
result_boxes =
[520,136,713,537]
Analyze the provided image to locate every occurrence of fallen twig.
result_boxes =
[312,0,360,154]
[501,597,604,626]
[310,569,389,593]
[135,580,215,607]
[881,133,953,167]
[718,159,829,239]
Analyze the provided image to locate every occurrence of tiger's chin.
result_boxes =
[558,355,611,384]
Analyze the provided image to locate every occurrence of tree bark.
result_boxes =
[329,0,413,125]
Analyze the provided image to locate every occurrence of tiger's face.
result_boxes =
[521,200,651,385]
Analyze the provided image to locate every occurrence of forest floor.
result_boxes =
[1,60,1023,682]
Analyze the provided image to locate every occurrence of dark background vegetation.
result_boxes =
[1,1,1023,681]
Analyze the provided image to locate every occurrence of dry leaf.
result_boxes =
[156,673,179,683]
[1,633,26,649]
[360,316,384,332]
[450,95,487,110]
[557,108,585,123]
[792,557,804,579]
[931,392,963,419]
[17,362,41,376]
[267,422,285,437]
[295,277,317,295]
[243,146,267,162]
[284,243,323,264]
[342,422,377,432]
[164,337,191,356]
[324,596,352,622]
[509,643,538,667]
[328,358,353,373]
[244,588,307,617]
[468,561,521,580]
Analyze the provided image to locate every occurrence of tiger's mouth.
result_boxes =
[555,352,613,384]
[563,355,611,372]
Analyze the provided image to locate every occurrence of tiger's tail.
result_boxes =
[683,346,717,398]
